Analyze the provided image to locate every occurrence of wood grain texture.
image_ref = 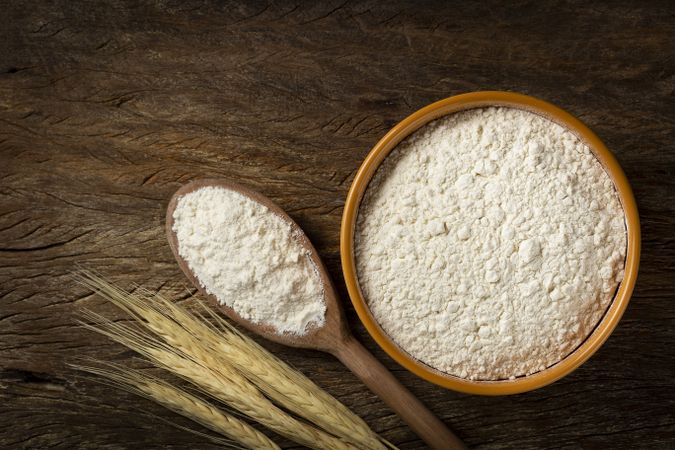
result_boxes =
[0,0,673,448]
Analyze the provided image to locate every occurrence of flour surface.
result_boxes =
[355,107,626,380]
[173,186,326,335]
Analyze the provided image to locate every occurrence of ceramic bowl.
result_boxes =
[340,91,640,395]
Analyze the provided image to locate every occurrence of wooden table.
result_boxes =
[1,1,673,448]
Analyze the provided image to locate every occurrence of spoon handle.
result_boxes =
[332,335,467,450]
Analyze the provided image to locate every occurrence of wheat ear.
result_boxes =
[72,362,278,450]
[162,296,387,450]
[75,271,388,450]
[198,304,389,449]
[79,305,357,450]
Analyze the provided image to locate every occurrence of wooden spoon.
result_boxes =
[166,179,467,450]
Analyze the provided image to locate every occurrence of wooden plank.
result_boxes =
[1,0,674,448]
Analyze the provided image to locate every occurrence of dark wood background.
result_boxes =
[1,1,673,448]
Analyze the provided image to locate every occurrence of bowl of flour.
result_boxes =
[341,91,640,395]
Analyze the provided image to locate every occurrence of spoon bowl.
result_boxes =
[165,178,348,352]
[166,178,467,450]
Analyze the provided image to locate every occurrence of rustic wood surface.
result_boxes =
[1,1,673,448]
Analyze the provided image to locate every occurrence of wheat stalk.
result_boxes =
[75,271,388,449]
[72,362,278,450]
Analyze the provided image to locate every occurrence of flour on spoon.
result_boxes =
[172,186,326,335]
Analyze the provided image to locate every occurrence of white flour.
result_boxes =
[172,186,326,335]
[355,107,626,380]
